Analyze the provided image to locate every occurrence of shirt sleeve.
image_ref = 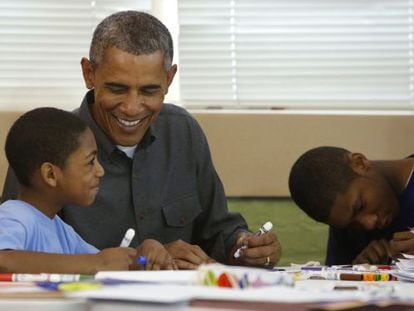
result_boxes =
[62,224,99,254]
[71,233,99,254]
[0,218,26,250]
[326,226,368,265]
[191,118,248,263]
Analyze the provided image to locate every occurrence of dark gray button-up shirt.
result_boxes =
[2,91,248,263]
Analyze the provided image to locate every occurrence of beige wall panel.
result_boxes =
[192,112,414,197]
[1,111,414,197]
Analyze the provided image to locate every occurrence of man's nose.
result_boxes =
[122,92,145,115]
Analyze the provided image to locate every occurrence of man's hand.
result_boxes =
[132,239,177,270]
[164,240,215,270]
[353,239,392,264]
[228,231,281,267]
[390,231,414,257]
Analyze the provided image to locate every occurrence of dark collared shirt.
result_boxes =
[2,91,248,263]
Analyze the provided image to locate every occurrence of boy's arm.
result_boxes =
[0,248,136,274]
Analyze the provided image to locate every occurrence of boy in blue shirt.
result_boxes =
[288,146,414,265]
[0,107,175,273]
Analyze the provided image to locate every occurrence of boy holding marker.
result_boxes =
[0,108,175,273]
[289,146,414,265]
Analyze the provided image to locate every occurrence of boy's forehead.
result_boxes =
[328,190,355,228]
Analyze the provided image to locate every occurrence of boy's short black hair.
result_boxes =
[288,146,358,223]
[5,107,88,187]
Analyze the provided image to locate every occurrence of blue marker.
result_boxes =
[137,255,147,267]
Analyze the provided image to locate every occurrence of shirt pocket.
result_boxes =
[162,194,202,228]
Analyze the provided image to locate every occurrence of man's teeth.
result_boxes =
[117,117,142,127]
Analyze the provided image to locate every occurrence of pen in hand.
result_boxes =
[234,221,273,258]
[120,228,135,247]
[119,229,148,268]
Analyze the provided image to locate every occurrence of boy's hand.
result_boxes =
[228,231,281,267]
[390,231,414,256]
[134,239,178,270]
[353,239,391,264]
[96,247,137,270]
[164,240,215,270]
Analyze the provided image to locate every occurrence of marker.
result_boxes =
[137,255,147,267]
[234,221,273,258]
[37,281,102,291]
[301,266,324,271]
[0,273,93,282]
[338,272,397,281]
[120,228,135,247]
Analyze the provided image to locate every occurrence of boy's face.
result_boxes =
[328,175,399,230]
[57,128,104,206]
[81,47,176,147]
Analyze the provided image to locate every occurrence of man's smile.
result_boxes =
[113,115,150,128]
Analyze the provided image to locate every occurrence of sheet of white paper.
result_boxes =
[95,270,197,285]
[69,284,192,303]
[396,259,414,271]
[70,283,369,304]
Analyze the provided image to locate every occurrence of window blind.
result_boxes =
[178,0,414,109]
[0,0,151,111]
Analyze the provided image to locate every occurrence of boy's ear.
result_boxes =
[348,152,370,174]
[39,162,59,187]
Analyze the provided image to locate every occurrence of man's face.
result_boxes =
[82,47,176,146]
[328,175,399,231]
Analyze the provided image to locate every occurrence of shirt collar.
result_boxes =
[78,90,156,159]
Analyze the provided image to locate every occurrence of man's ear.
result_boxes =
[80,57,95,89]
[39,162,59,187]
[348,152,370,174]
[165,64,177,94]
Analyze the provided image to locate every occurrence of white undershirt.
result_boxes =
[117,145,137,159]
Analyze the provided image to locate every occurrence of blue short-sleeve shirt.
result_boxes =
[0,200,98,254]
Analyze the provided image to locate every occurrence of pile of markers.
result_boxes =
[196,263,293,289]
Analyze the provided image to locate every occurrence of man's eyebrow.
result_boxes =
[140,84,161,90]
[105,82,128,88]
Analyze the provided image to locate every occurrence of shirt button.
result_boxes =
[139,214,144,220]
[179,217,186,224]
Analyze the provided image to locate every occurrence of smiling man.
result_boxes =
[288,146,414,265]
[2,11,281,269]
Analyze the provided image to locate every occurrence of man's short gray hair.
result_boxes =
[89,11,173,70]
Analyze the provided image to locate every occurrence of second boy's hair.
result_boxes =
[89,11,174,70]
[288,146,359,222]
[5,107,88,187]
